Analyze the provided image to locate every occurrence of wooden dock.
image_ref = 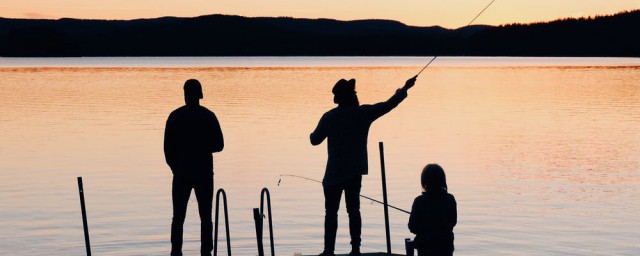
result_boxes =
[302,253,405,256]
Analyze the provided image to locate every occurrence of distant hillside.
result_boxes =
[0,10,638,57]
[465,10,640,56]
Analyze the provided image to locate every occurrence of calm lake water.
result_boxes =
[0,57,639,255]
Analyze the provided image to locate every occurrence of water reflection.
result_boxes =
[0,58,639,255]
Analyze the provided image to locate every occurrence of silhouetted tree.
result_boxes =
[1,10,638,56]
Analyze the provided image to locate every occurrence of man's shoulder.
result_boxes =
[323,107,340,117]
[171,105,215,115]
[171,105,188,113]
[198,105,215,115]
[327,105,366,114]
[358,104,376,110]
[168,106,186,119]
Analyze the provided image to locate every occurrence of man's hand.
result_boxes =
[403,75,418,90]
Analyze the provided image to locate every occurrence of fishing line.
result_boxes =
[416,0,497,76]
[276,0,497,218]
[278,174,410,214]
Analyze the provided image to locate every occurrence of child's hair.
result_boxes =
[421,163,448,193]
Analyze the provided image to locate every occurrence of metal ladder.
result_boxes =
[253,188,275,256]
[214,188,232,256]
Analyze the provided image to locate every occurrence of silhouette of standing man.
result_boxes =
[310,76,417,256]
[164,79,224,256]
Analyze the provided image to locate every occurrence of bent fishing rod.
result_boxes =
[415,0,497,76]
[278,174,410,214]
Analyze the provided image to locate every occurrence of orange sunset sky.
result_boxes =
[1,0,639,28]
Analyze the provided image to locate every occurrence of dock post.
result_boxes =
[379,142,392,254]
[77,177,92,256]
[253,208,264,256]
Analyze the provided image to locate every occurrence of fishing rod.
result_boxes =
[278,174,410,214]
[415,0,497,76]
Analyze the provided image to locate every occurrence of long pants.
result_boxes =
[417,245,454,256]
[171,175,213,256]
[323,175,362,253]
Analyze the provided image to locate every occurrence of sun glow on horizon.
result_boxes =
[1,0,639,28]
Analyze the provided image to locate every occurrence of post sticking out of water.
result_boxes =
[253,208,264,256]
[379,142,392,254]
[77,177,92,256]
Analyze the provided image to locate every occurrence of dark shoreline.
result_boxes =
[1,10,639,57]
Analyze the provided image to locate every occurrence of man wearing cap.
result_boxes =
[310,76,417,256]
[164,79,224,256]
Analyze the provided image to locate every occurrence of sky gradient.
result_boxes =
[1,0,639,28]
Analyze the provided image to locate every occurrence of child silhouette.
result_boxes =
[408,164,457,256]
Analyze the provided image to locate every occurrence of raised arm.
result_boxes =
[403,75,418,90]
[366,76,417,121]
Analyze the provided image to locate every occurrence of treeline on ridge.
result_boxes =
[0,10,638,57]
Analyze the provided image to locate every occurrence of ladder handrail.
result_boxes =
[260,188,275,256]
[214,188,232,256]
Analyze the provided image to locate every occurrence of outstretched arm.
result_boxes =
[367,76,417,120]
[403,75,417,90]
